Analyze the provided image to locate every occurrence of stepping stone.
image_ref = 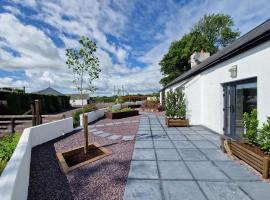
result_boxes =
[122,135,135,141]
[89,125,95,128]
[89,128,98,132]
[96,124,105,127]
[123,121,131,124]
[99,133,112,137]
[108,135,122,140]
[115,122,122,125]
[92,130,103,135]
[106,123,114,126]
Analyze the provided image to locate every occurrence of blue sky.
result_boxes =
[0,0,269,95]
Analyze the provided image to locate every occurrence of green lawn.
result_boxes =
[0,133,21,175]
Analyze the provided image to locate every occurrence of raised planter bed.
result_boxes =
[166,118,189,127]
[105,110,139,119]
[128,105,141,109]
[56,142,111,174]
[229,140,270,179]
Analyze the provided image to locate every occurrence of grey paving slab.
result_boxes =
[172,141,196,149]
[201,149,230,161]
[191,126,206,131]
[178,149,207,161]
[201,134,220,141]
[136,135,153,141]
[122,135,135,141]
[168,134,187,141]
[162,181,207,200]
[186,161,229,180]
[138,127,151,131]
[180,130,197,134]
[135,140,154,148]
[132,149,156,160]
[237,181,270,200]
[108,135,122,140]
[166,130,181,135]
[156,149,181,161]
[154,140,174,149]
[159,161,193,180]
[128,161,159,179]
[192,140,218,149]
[196,130,214,135]
[215,161,261,180]
[177,127,192,131]
[185,134,205,140]
[151,127,164,131]
[199,181,251,200]
[92,130,103,135]
[152,135,170,141]
[152,130,166,136]
[99,132,112,137]
[123,179,162,200]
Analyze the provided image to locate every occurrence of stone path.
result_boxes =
[88,120,137,141]
[123,114,270,200]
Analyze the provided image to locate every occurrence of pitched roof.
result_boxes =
[162,18,270,90]
[36,87,64,96]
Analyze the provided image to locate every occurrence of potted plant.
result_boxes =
[165,88,189,127]
[228,109,270,178]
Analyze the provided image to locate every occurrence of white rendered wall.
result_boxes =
[0,118,74,200]
[163,40,270,134]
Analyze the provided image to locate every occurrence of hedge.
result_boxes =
[0,91,70,115]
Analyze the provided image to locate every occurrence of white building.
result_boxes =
[160,19,270,138]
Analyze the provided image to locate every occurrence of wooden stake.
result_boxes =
[263,157,269,179]
[83,114,89,154]
[10,118,15,133]
[34,100,40,125]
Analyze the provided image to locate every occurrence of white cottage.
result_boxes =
[160,19,270,138]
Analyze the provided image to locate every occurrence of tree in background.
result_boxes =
[66,36,101,153]
[159,13,240,86]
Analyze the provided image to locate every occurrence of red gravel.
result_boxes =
[28,115,140,200]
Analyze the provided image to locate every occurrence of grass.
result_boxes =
[107,107,133,113]
[0,133,21,175]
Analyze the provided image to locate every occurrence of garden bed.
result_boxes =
[128,105,141,109]
[56,142,111,174]
[229,140,270,178]
[166,118,189,127]
[105,110,139,119]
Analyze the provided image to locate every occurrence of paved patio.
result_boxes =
[124,114,270,200]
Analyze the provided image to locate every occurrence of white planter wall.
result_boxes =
[164,40,270,134]
[79,108,107,126]
[0,118,73,200]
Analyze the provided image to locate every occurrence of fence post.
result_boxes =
[10,118,15,133]
[35,100,42,125]
[31,103,35,126]
[83,114,89,154]
[263,157,269,179]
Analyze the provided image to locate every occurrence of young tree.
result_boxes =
[159,13,240,86]
[66,36,101,153]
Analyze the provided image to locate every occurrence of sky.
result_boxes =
[0,0,269,96]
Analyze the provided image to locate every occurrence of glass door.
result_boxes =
[223,78,257,138]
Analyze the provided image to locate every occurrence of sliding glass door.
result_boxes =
[223,78,257,138]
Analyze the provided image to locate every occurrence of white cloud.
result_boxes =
[0,0,269,96]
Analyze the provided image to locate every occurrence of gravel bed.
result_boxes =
[28,117,139,200]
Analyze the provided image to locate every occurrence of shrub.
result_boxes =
[0,133,21,174]
[165,88,186,119]
[0,91,70,115]
[242,109,258,145]
[72,105,97,127]
[141,100,163,111]
[257,117,270,154]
